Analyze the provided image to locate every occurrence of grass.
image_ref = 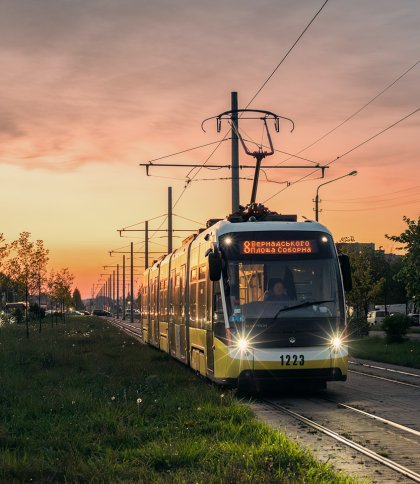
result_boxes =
[350,337,420,369]
[0,317,356,483]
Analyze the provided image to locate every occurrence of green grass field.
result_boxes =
[350,337,420,369]
[0,317,355,483]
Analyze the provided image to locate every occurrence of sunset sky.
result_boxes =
[1,0,419,298]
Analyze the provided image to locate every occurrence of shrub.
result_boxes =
[347,316,370,338]
[29,303,45,320]
[12,308,24,324]
[382,314,411,342]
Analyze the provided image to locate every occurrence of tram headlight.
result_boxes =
[236,338,249,352]
[330,336,343,350]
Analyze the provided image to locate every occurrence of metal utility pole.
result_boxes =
[130,242,134,324]
[109,276,112,312]
[145,221,149,269]
[168,187,173,253]
[112,270,115,315]
[122,255,126,320]
[116,264,120,319]
[231,91,240,212]
[315,194,320,222]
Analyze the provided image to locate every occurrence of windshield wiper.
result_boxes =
[273,299,334,319]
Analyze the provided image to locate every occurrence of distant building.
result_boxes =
[336,242,402,263]
[336,242,375,253]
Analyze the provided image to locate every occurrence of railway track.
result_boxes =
[105,317,144,342]
[348,360,420,389]
[262,398,420,483]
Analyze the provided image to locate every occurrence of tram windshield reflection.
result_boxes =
[224,258,345,331]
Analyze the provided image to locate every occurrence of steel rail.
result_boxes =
[105,317,144,342]
[329,401,420,438]
[349,360,420,379]
[263,399,420,483]
[349,369,420,389]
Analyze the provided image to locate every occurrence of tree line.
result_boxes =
[339,216,420,318]
[0,231,79,337]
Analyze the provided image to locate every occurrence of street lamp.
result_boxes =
[315,171,358,221]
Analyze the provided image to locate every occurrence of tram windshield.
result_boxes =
[220,231,345,346]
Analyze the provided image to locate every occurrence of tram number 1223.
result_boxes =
[280,354,305,366]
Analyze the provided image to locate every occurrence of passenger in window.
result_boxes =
[264,279,291,301]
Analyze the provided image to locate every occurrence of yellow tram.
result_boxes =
[140,213,351,388]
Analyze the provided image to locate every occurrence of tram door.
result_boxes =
[179,264,187,363]
[169,268,176,356]
[204,269,214,374]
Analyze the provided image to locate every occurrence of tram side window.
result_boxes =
[180,264,186,305]
[159,278,168,321]
[197,264,207,329]
[150,279,156,317]
[190,266,198,327]
[141,286,148,319]
[174,270,181,321]
[169,269,176,318]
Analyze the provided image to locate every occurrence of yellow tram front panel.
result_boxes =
[213,338,348,380]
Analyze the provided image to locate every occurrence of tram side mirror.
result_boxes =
[338,254,352,292]
[208,251,222,281]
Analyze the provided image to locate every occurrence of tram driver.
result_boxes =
[264,278,291,302]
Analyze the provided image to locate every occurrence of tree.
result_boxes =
[5,232,36,337]
[51,268,74,319]
[386,216,420,311]
[0,233,8,270]
[371,251,407,309]
[0,233,9,307]
[338,245,384,318]
[32,240,49,333]
[72,288,85,310]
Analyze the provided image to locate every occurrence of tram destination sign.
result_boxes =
[240,239,317,255]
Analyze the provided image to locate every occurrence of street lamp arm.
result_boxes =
[316,171,357,198]
[315,170,357,221]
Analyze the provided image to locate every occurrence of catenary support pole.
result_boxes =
[122,255,126,320]
[112,270,115,315]
[130,242,134,324]
[116,264,119,319]
[168,187,173,253]
[145,221,149,269]
[231,91,240,212]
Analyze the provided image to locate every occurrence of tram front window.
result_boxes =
[225,259,345,347]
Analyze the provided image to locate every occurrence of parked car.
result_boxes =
[408,313,419,326]
[92,309,112,317]
[125,309,140,317]
[367,310,387,326]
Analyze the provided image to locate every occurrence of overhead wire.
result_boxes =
[263,107,420,203]
[323,185,420,202]
[144,139,231,164]
[274,59,420,166]
[173,213,205,226]
[245,0,330,109]
[323,198,420,212]
[121,213,167,230]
